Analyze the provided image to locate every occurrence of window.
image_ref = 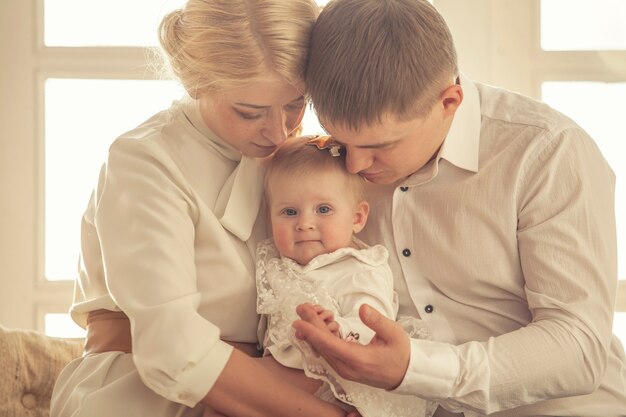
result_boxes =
[1,0,623,342]
[0,0,327,336]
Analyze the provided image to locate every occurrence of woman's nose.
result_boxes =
[262,111,289,145]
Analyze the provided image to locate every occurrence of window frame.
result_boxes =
[0,0,623,335]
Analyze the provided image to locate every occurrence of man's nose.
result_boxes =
[345,148,373,174]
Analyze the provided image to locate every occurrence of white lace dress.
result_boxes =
[256,238,434,417]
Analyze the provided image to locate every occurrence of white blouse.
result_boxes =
[361,75,626,416]
[70,96,267,406]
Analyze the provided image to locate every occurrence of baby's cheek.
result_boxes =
[272,228,293,257]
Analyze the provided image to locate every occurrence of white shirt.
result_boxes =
[70,96,267,407]
[360,75,626,416]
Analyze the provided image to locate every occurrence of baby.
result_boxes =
[256,136,431,417]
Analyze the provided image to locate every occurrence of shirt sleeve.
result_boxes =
[333,261,398,344]
[93,139,233,407]
[394,126,618,414]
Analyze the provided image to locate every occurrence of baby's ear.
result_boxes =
[352,201,370,234]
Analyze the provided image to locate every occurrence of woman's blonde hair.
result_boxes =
[158,0,319,96]
[307,0,457,130]
[264,138,367,205]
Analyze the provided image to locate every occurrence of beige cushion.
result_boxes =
[0,325,83,417]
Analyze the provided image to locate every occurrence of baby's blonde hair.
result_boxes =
[158,0,319,96]
[264,138,367,206]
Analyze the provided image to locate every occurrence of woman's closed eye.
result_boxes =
[235,109,262,120]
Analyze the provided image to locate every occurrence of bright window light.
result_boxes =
[44,0,334,47]
[542,81,626,280]
[614,312,626,348]
[44,0,186,47]
[45,313,86,338]
[44,79,185,281]
[541,0,626,51]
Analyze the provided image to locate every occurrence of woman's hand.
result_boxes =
[293,303,411,390]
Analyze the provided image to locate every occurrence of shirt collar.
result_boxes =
[179,94,242,162]
[438,73,481,173]
[178,94,262,240]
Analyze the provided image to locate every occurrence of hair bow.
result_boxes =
[305,135,343,157]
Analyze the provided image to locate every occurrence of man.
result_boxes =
[293,0,626,415]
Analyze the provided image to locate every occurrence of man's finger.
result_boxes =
[359,304,403,342]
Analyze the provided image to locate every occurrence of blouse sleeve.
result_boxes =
[332,261,398,344]
[93,139,233,407]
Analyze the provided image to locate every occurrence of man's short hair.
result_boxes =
[307,0,458,130]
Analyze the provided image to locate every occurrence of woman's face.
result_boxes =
[198,76,306,158]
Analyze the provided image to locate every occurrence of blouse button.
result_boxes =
[424,304,434,314]
[21,393,36,409]
[402,248,411,257]
[400,186,409,192]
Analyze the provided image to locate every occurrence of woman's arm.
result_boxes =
[202,348,348,417]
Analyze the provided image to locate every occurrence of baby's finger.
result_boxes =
[327,321,340,334]
[318,309,335,323]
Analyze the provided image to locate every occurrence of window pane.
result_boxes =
[302,105,325,135]
[44,0,186,47]
[44,0,333,47]
[614,312,626,347]
[542,81,626,279]
[45,79,185,281]
[541,0,626,51]
[45,313,86,338]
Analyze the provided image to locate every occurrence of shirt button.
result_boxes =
[400,186,409,192]
[402,248,411,257]
[424,304,434,314]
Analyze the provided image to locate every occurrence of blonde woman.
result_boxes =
[50,1,351,416]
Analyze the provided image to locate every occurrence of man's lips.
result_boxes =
[360,171,382,180]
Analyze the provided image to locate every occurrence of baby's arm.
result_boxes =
[332,266,397,344]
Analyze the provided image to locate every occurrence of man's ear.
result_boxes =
[352,201,370,234]
[440,83,463,118]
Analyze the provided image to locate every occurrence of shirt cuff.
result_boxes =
[171,340,234,407]
[391,339,460,399]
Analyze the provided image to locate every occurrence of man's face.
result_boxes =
[320,111,443,184]
[320,83,462,184]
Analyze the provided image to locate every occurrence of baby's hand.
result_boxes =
[309,304,340,338]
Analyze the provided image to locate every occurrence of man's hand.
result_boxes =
[293,303,410,390]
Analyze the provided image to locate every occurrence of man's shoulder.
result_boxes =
[476,82,575,132]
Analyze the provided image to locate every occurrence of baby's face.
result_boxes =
[268,171,368,265]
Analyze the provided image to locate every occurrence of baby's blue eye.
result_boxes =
[317,205,332,214]
[282,208,298,216]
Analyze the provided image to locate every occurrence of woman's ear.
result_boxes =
[352,201,370,234]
